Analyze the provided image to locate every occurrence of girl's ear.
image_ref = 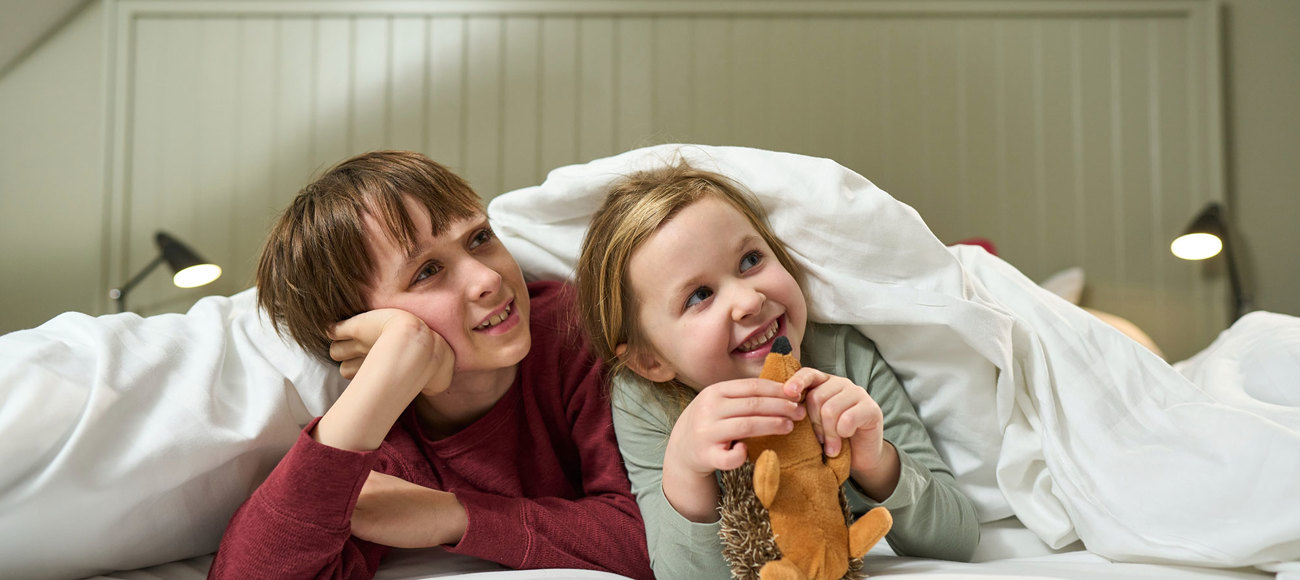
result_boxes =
[615,343,676,383]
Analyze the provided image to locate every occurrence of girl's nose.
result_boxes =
[730,286,765,321]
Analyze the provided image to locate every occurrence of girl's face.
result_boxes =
[623,196,807,391]
[363,198,531,377]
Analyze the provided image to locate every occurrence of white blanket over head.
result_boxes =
[487,144,1300,568]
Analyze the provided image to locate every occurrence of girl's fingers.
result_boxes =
[713,416,795,443]
[783,367,831,398]
[714,377,793,400]
[713,443,749,471]
[716,395,805,421]
[818,388,862,441]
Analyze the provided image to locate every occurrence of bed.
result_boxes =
[4,144,1297,580]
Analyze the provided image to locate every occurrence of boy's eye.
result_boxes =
[739,250,763,272]
[685,287,713,309]
[469,227,495,249]
[413,262,442,284]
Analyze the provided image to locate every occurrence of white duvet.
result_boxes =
[487,144,1300,569]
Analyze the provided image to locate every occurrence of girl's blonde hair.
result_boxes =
[576,161,804,408]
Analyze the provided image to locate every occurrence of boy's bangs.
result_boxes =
[363,185,482,256]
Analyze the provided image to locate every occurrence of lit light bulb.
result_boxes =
[1170,232,1223,261]
[173,264,222,288]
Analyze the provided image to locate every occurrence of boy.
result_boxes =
[209,151,652,579]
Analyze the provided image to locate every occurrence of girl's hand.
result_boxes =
[313,309,456,451]
[662,378,804,522]
[668,378,806,474]
[351,471,467,548]
[783,368,900,501]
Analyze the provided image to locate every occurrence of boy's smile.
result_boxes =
[624,196,807,391]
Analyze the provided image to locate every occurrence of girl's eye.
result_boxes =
[469,227,495,249]
[685,287,714,309]
[739,250,763,272]
[413,262,442,284]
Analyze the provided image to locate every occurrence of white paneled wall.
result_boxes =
[104,0,1225,360]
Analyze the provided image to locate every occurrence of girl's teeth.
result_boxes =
[738,320,779,352]
[476,303,511,329]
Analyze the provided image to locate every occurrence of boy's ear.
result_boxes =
[615,343,676,383]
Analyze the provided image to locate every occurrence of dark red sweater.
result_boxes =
[209,282,652,579]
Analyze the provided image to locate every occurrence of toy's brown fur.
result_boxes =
[720,339,892,580]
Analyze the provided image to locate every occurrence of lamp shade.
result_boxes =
[1170,202,1251,322]
[1171,203,1226,260]
[110,231,222,312]
[156,232,222,288]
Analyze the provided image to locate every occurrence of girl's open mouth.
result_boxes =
[733,316,784,356]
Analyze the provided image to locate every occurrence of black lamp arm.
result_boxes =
[108,254,166,310]
[1221,229,1251,321]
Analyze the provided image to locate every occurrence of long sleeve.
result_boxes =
[441,374,653,580]
[412,280,652,580]
[209,418,389,579]
[811,323,981,562]
[610,381,734,580]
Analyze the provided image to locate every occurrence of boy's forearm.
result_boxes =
[351,476,467,548]
[450,490,653,580]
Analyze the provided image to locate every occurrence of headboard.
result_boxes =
[102,0,1225,360]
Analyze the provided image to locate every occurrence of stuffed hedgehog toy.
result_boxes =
[718,337,893,580]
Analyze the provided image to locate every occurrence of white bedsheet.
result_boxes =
[92,521,1277,580]
[486,144,1300,569]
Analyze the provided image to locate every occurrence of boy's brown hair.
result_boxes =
[576,161,804,410]
[256,150,483,362]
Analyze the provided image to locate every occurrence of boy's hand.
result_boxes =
[312,309,456,451]
[783,368,900,501]
[351,471,467,548]
[661,378,804,522]
[328,308,456,397]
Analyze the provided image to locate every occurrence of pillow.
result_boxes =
[0,289,347,579]
[1037,267,1085,305]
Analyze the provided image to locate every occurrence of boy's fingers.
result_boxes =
[339,359,361,380]
[329,339,364,362]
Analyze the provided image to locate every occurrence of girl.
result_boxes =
[576,163,980,578]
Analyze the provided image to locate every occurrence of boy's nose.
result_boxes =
[465,258,503,299]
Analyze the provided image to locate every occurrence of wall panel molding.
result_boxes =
[102,0,1226,359]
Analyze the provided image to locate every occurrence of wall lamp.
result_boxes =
[1170,202,1251,322]
[108,231,222,312]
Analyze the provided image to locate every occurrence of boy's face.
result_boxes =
[362,199,531,375]
[624,197,807,391]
